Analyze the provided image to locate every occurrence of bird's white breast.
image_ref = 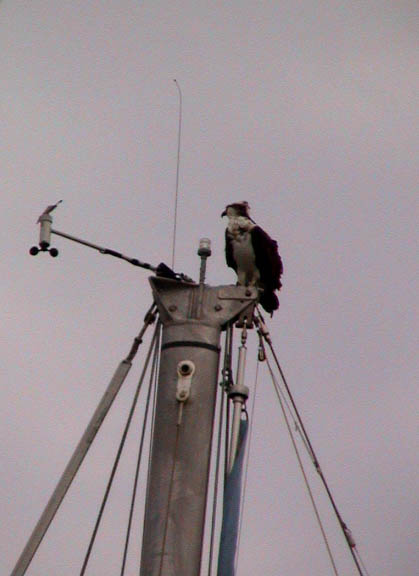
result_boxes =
[227,217,260,286]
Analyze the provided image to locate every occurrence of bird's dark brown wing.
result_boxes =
[251,226,283,290]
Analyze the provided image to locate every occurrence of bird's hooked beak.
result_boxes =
[221,209,227,217]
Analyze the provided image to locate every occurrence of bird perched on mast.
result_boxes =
[222,201,283,315]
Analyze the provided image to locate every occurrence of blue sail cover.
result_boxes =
[217,418,249,576]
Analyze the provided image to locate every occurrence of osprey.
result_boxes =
[221,201,283,315]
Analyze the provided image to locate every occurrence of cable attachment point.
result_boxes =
[176,360,195,425]
[343,523,356,548]
[241,321,248,344]
[221,366,233,390]
[255,311,271,344]
[228,384,249,403]
[176,360,195,403]
[143,304,158,326]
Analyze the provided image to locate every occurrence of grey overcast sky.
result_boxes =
[1,1,418,575]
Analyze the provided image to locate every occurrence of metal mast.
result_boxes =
[140,248,257,575]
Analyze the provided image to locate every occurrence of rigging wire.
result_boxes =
[10,304,157,576]
[207,362,227,575]
[207,325,234,575]
[256,308,369,576]
[137,327,161,576]
[171,79,182,270]
[261,339,340,576]
[158,420,181,576]
[144,334,160,509]
[79,325,160,576]
[120,324,161,576]
[223,325,234,484]
[234,344,261,574]
[355,550,372,576]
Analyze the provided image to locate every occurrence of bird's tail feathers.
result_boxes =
[259,290,279,316]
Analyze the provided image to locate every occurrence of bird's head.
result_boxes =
[221,201,252,219]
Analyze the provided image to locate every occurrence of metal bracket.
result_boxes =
[150,278,258,328]
[176,360,195,402]
[217,286,257,301]
[235,304,256,328]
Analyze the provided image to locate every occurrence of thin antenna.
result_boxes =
[172,79,182,269]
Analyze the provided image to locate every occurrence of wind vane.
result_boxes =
[29,202,192,281]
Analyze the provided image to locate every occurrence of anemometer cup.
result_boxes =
[29,245,59,257]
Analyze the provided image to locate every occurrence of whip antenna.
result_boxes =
[172,79,182,269]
